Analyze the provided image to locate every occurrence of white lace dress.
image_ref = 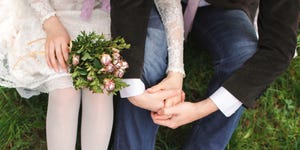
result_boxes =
[0,0,184,98]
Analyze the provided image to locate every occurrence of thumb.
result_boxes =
[181,91,186,103]
[161,105,180,115]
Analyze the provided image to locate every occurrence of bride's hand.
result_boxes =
[147,71,184,119]
[43,16,70,72]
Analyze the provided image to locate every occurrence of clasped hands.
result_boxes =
[128,72,219,129]
[128,72,216,129]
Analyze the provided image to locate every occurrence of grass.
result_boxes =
[1,38,300,149]
[155,40,300,150]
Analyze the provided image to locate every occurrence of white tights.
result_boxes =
[46,87,113,150]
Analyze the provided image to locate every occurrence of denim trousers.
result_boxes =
[114,5,258,150]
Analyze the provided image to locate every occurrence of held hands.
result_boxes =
[152,98,219,129]
[43,16,70,72]
[128,71,183,112]
[147,72,184,107]
[147,71,184,119]
[128,89,181,112]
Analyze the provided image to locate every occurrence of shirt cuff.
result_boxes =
[119,79,145,98]
[209,87,242,117]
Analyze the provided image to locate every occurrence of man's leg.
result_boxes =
[114,7,168,150]
[184,6,258,150]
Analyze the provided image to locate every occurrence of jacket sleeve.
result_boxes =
[110,0,154,78]
[223,0,300,108]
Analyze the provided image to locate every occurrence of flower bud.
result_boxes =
[100,54,112,66]
[72,55,80,66]
[112,47,120,53]
[113,59,119,65]
[115,61,122,69]
[104,78,115,92]
[120,61,129,69]
[114,69,125,78]
[112,52,120,60]
[87,76,93,81]
[106,64,115,73]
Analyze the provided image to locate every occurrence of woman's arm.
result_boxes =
[28,0,56,24]
[154,0,185,76]
[28,0,70,72]
[148,0,185,113]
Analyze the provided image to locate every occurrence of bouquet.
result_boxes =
[68,31,130,94]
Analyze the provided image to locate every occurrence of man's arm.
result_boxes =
[153,0,300,128]
[223,0,299,108]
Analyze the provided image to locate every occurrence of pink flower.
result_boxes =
[106,64,115,73]
[72,55,80,66]
[121,61,129,69]
[100,53,112,66]
[103,78,115,92]
[115,61,122,69]
[114,69,125,78]
[112,52,121,60]
[87,76,93,81]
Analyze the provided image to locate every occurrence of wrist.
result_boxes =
[195,98,219,118]
[167,71,184,79]
[43,16,62,33]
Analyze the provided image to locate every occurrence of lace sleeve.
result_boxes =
[28,0,56,24]
[154,0,185,76]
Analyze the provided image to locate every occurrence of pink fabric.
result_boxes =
[81,0,110,20]
[100,0,111,13]
[81,0,95,20]
[184,0,200,39]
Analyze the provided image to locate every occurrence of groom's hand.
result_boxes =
[147,72,184,117]
[152,98,219,129]
[128,89,181,112]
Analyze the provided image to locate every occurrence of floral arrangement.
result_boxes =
[68,31,130,94]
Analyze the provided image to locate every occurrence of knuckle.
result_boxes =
[169,123,178,129]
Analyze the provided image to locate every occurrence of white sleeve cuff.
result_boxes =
[119,79,145,98]
[209,87,242,117]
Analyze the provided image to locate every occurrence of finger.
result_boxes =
[156,89,181,100]
[150,112,156,120]
[49,41,59,71]
[62,42,69,63]
[161,105,181,116]
[181,91,186,103]
[45,41,52,68]
[154,114,172,120]
[165,96,181,108]
[151,112,171,121]
[151,111,172,119]
[147,83,165,93]
[152,118,178,129]
[55,42,67,72]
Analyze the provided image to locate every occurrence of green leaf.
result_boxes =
[93,59,102,69]
[82,53,93,61]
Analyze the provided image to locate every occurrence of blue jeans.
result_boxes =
[114,8,167,150]
[114,6,258,150]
